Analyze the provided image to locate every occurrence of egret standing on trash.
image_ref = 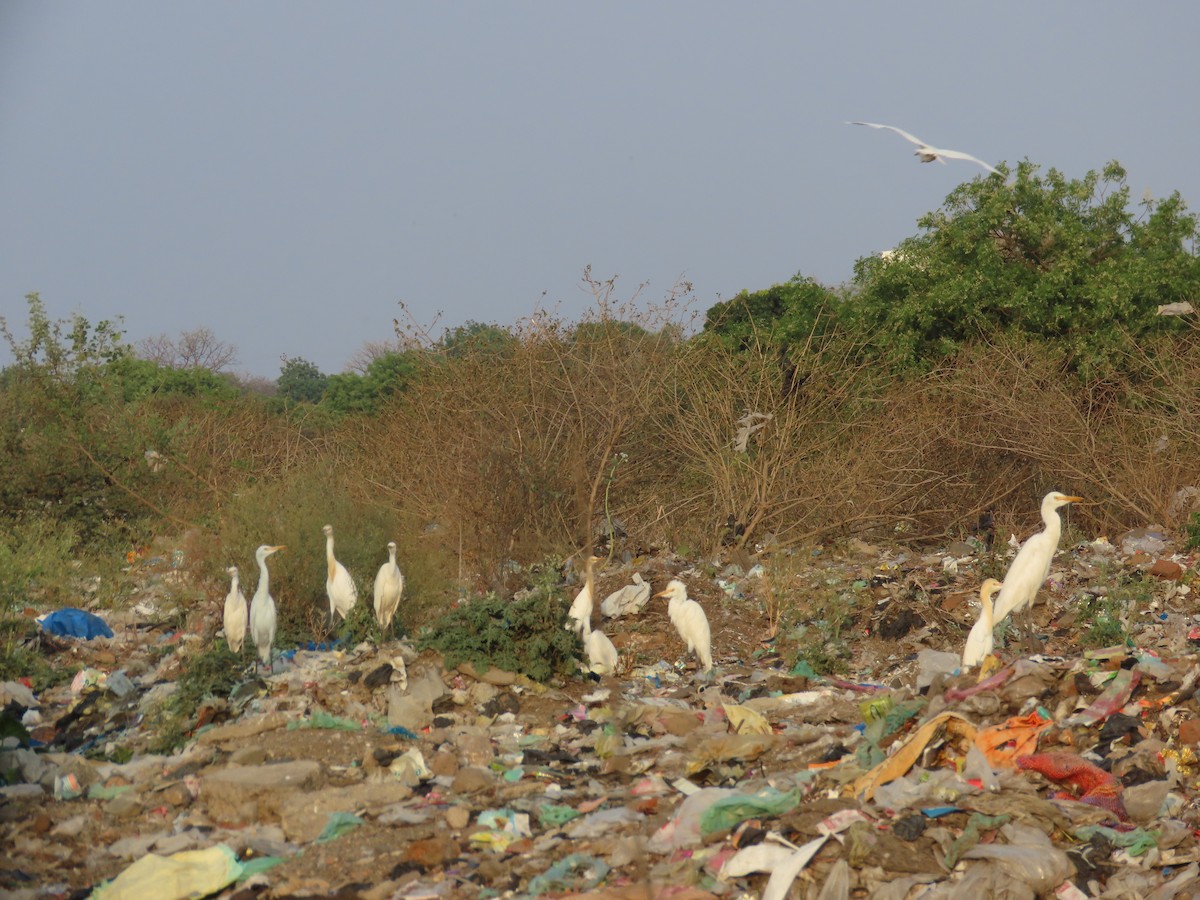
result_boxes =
[992,491,1084,624]
[961,578,1002,669]
[654,579,713,673]
[567,555,602,633]
[578,616,619,676]
[223,565,247,655]
[249,544,284,673]
[323,524,357,622]
[373,540,404,632]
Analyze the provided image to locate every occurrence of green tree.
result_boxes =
[848,160,1200,374]
[107,357,239,402]
[438,321,516,358]
[276,357,329,405]
[702,275,842,351]
[322,350,419,416]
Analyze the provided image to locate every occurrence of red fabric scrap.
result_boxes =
[1016,751,1127,819]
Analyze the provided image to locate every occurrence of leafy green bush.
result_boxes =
[1185,513,1200,552]
[848,161,1200,375]
[417,589,580,683]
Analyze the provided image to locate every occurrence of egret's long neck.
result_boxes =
[231,574,239,593]
[326,536,337,581]
[258,558,270,595]
[1041,504,1062,541]
[389,547,397,565]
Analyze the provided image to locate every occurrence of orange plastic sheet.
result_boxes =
[974,711,1054,768]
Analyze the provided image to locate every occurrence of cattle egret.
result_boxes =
[373,541,405,632]
[600,572,652,618]
[654,579,713,673]
[578,616,619,676]
[848,121,1001,176]
[567,555,602,633]
[961,578,1003,669]
[223,565,247,655]
[249,544,284,672]
[323,524,358,621]
[992,492,1084,623]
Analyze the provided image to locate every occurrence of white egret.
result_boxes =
[249,544,284,672]
[373,541,405,632]
[567,555,602,633]
[992,492,1084,624]
[654,579,713,673]
[223,565,247,655]
[323,524,358,621]
[961,578,1002,669]
[848,121,1001,176]
[578,616,619,676]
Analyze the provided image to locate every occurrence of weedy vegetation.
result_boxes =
[3,160,1200,678]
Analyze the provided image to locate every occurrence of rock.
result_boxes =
[31,813,51,835]
[456,662,517,686]
[1148,559,1185,580]
[156,781,194,807]
[106,793,143,820]
[451,767,494,795]
[229,746,268,767]
[388,690,433,732]
[429,750,459,778]
[203,760,324,825]
[457,733,494,768]
[445,806,471,830]
[278,781,414,843]
[402,835,460,869]
[197,712,289,747]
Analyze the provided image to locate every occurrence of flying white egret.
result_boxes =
[567,555,602,633]
[992,492,1084,624]
[323,524,358,621]
[654,579,713,673]
[373,541,405,632]
[578,615,619,676]
[848,121,1001,176]
[249,544,284,672]
[961,578,1003,669]
[223,565,247,655]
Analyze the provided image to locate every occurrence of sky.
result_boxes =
[1,3,1197,378]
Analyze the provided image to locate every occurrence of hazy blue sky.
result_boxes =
[2,3,1196,377]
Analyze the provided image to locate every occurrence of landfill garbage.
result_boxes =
[91,844,242,900]
[8,525,1200,896]
[38,608,114,639]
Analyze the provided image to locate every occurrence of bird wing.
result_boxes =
[848,121,926,147]
[931,148,1000,175]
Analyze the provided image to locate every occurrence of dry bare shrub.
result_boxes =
[650,327,900,552]
[138,327,237,371]
[356,273,696,588]
[895,330,1200,537]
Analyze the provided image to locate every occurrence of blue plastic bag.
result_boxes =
[39,608,114,640]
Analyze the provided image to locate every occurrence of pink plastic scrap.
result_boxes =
[1066,669,1140,727]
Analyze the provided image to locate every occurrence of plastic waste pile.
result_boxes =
[1,531,1199,897]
